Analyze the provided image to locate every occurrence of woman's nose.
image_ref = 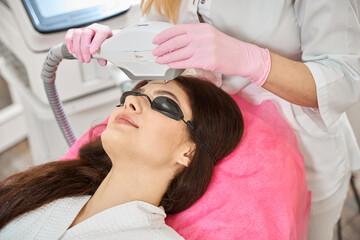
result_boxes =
[123,95,143,113]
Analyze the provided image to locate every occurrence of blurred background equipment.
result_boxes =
[0,0,141,164]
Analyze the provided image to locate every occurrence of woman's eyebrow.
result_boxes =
[153,90,180,103]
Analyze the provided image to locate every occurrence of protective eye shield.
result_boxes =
[117,91,216,164]
[117,91,184,121]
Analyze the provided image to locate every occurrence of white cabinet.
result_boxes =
[0,53,27,152]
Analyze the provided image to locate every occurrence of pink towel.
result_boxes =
[61,96,311,239]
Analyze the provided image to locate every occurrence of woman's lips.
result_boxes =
[114,113,139,128]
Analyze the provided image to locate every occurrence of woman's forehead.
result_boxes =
[142,80,184,98]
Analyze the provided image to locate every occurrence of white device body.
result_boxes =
[93,21,184,81]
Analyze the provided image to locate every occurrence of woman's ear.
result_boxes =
[177,143,196,167]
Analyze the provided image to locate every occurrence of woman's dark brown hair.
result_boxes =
[0,76,243,229]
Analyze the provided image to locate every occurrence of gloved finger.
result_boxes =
[64,29,74,54]
[155,46,193,64]
[89,25,113,54]
[72,29,84,63]
[97,59,107,66]
[80,28,95,63]
[152,34,190,57]
[152,24,187,45]
[166,59,193,69]
[89,33,109,55]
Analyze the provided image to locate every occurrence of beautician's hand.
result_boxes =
[65,23,113,66]
[153,23,271,86]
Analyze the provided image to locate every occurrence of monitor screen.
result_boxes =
[36,0,100,18]
[35,0,136,18]
[22,0,139,33]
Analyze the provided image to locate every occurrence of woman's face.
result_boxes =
[101,80,195,171]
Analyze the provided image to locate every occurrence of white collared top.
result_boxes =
[0,196,183,240]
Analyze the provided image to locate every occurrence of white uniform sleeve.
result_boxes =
[294,0,360,129]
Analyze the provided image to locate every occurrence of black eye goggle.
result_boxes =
[117,91,216,164]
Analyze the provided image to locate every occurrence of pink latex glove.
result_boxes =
[152,23,271,86]
[65,23,113,66]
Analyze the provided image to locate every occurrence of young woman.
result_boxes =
[65,1,360,239]
[0,76,244,239]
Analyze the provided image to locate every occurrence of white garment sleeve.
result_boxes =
[294,0,360,129]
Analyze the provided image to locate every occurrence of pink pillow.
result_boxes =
[61,96,311,240]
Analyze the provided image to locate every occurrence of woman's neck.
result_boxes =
[69,163,171,228]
